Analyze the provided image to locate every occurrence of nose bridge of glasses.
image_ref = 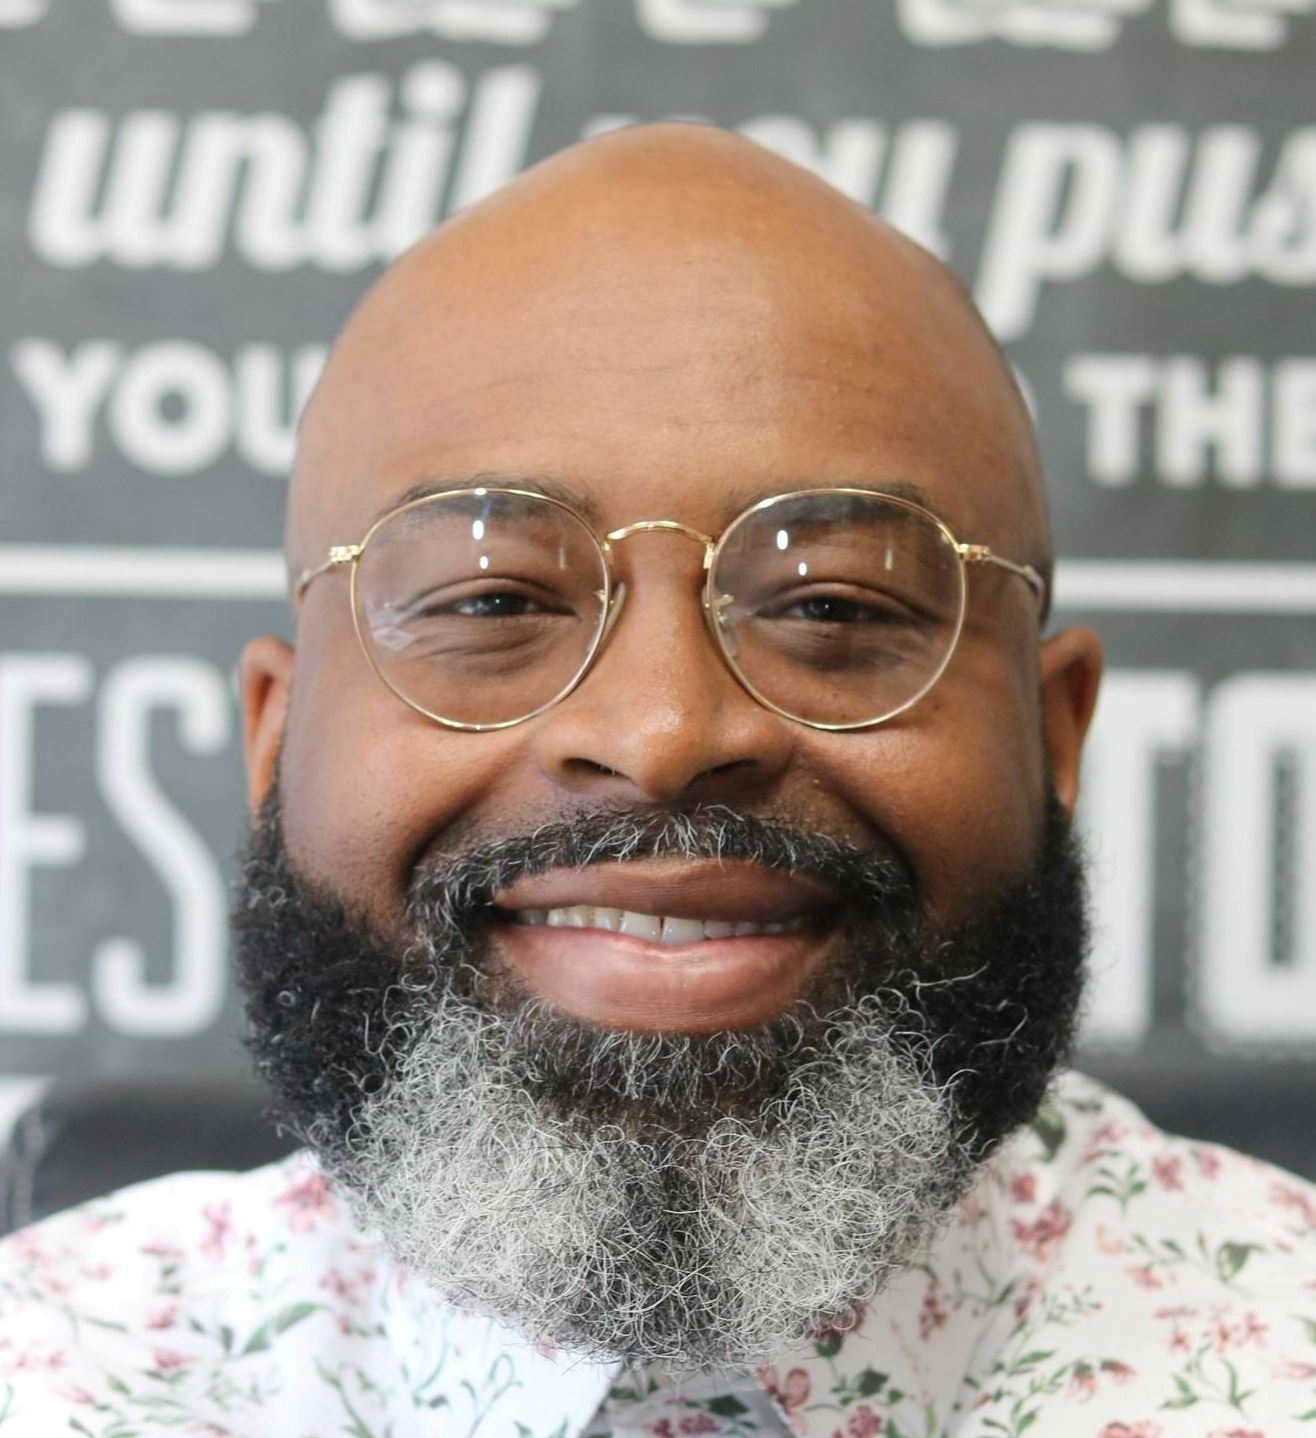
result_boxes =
[593,520,726,668]
[602,519,717,570]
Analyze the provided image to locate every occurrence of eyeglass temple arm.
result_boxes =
[958,544,1048,613]
[293,544,362,602]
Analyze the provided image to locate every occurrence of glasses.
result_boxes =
[295,485,1046,732]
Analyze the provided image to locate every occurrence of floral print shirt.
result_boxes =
[1,1071,1315,1438]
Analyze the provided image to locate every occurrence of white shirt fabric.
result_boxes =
[2,1070,1314,1437]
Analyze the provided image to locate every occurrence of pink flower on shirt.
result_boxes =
[1011,1199,1072,1262]
[1067,1363,1097,1401]
[1269,1181,1316,1231]
[757,1363,811,1410]
[1098,1424,1162,1438]
[275,1169,338,1233]
[1206,1310,1267,1352]
[140,1240,184,1259]
[919,1280,948,1340]
[1151,1155,1183,1191]
[1193,1147,1222,1179]
[843,1405,883,1437]
[1010,1172,1037,1204]
[200,1202,231,1260]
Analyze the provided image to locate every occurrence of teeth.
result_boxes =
[659,916,706,947]
[513,906,810,942]
[618,911,661,942]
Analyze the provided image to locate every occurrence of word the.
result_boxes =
[1065,354,1316,488]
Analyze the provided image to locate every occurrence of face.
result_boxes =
[237,126,1103,1364]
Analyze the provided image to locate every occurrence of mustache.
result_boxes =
[405,804,922,940]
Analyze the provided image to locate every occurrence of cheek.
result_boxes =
[810,665,1044,928]
[278,625,521,923]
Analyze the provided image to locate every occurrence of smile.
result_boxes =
[508,907,814,944]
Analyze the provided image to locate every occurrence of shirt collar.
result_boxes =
[379,1264,622,1435]
[374,1150,1012,1438]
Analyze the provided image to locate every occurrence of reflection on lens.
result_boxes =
[353,490,608,728]
[711,491,964,728]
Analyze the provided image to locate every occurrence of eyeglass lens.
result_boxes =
[353,489,965,729]
[354,489,609,727]
[712,491,964,727]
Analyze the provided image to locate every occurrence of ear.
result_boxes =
[1038,625,1103,815]
[238,635,294,818]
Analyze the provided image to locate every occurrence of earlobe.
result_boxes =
[238,635,295,818]
[1038,626,1104,815]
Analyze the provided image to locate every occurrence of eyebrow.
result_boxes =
[709,477,937,527]
[374,473,608,529]
[374,473,939,534]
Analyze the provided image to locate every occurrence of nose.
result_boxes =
[527,566,795,806]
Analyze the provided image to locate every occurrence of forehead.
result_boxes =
[291,211,1031,562]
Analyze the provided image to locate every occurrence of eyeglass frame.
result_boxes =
[294,484,1048,734]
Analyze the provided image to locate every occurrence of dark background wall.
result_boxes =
[1,0,1313,1171]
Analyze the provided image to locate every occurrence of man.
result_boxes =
[2,123,1313,1437]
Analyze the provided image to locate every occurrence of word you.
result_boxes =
[12,340,325,477]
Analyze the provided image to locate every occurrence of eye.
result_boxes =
[764,587,926,627]
[394,581,575,623]
[445,590,552,619]
[781,595,882,625]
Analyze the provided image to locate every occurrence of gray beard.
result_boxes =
[237,795,1087,1370]
[317,983,971,1368]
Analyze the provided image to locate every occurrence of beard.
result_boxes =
[233,790,1088,1369]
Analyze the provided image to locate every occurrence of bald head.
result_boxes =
[289,122,1048,602]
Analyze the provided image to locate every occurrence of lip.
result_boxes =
[492,858,838,925]
[489,916,839,1032]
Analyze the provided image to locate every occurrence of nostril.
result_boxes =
[577,759,622,778]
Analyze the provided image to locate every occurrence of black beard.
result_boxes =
[233,791,1089,1168]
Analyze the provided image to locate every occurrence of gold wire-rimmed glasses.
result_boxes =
[295,485,1046,733]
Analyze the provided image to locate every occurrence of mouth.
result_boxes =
[487,860,842,1032]
[507,906,815,943]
